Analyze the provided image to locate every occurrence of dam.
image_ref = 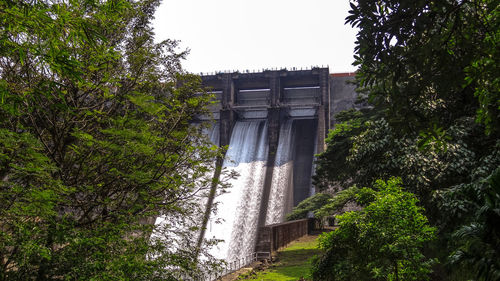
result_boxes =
[196,67,357,262]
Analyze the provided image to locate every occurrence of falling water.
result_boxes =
[205,120,268,261]
[203,122,220,146]
[265,119,295,225]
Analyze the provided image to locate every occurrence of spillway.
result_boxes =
[204,123,220,146]
[264,119,318,225]
[265,119,294,224]
[203,117,318,263]
[205,120,268,261]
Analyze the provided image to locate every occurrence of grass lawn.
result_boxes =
[243,234,322,281]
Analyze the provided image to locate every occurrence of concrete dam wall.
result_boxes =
[197,68,357,261]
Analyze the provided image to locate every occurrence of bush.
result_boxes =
[312,178,436,281]
[286,193,332,221]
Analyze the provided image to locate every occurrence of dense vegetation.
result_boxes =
[0,0,225,280]
[313,178,437,281]
[1,0,498,280]
[310,0,499,280]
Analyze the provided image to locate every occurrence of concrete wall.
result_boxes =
[292,119,317,206]
[200,68,330,132]
[329,73,358,127]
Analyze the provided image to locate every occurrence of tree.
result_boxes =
[310,1,499,279]
[285,193,332,221]
[312,178,436,281]
[440,168,500,281]
[314,185,375,219]
[0,0,223,279]
[346,0,499,136]
[313,109,373,191]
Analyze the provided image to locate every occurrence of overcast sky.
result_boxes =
[152,0,358,74]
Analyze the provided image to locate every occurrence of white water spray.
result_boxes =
[265,119,295,225]
[205,121,268,261]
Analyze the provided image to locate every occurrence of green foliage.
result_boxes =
[349,117,482,201]
[286,193,331,221]
[439,166,500,281]
[314,186,375,219]
[313,1,499,279]
[346,0,499,135]
[0,0,223,279]
[313,109,368,191]
[462,4,500,135]
[319,113,481,202]
[312,178,437,281]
